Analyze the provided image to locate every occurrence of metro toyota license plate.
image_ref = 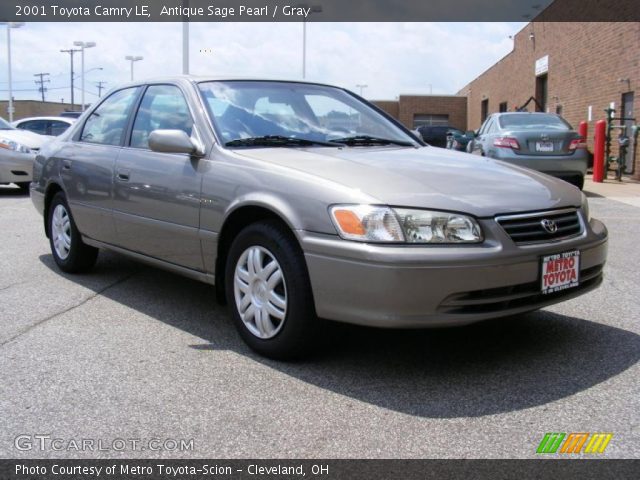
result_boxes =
[541,250,580,294]
[536,141,554,152]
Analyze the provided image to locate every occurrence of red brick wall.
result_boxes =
[458,22,640,177]
[373,96,467,130]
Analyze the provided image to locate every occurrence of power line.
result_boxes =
[33,72,50,101]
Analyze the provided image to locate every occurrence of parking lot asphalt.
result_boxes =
[0,183,638,459]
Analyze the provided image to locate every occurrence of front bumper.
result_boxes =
[0,150,34,184]
[301,214,607,328]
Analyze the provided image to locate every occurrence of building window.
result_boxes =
[499,102,508,113]
[413,114,449,128]
[481,99,489,122]
[555,105,563,115]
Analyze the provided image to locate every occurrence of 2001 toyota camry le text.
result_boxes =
[30,77,608,358]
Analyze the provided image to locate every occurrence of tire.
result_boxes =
[225,220,321,359]
[48,192,99,273]
[574,176,585,191]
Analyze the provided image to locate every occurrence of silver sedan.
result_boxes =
[30,78,607,358]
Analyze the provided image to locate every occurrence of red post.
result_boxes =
[578,121,588,141]
[593,120,606,183]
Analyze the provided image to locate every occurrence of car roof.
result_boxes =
[13,116,75,123]
[115,75,347,91]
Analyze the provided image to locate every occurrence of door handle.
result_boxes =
[116,169,130,182]
[62,160,72,170]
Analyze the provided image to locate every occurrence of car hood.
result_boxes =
[0,129,49,149]
[234,146,582,217]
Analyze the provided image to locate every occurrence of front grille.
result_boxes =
[496,209,582,244]
[438,264,603,315]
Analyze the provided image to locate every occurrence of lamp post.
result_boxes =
[125,56,144,81]
[1,22,25,122]
[74,41,96,110]
[356,84,368,97]
[300,5,323,79]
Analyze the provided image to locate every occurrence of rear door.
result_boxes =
[61,86,141,244]
[112,83,204,270]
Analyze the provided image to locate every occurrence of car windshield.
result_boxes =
[0,117,14,130]
[498,114,571,131]
[198,81,417,147]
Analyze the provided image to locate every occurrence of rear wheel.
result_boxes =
[48,192,99,273]
[574,176,585,191]
[225,220,321,359]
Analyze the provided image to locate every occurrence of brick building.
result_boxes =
[374,95,467,131]
[0,100,79,120]
[458,22,639,176]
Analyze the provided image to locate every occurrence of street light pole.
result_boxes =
[60,47,81,110]
[356,84,368,97]
[2,22,25,122]
[299,5,322,79]
[125,56,144,81]
[74,41,96,111]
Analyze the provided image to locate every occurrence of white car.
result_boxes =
[1,117,49,191]
[11,116,75,137]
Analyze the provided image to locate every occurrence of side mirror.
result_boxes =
[148,129,204,156]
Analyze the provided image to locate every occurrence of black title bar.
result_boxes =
[2,0,639,22]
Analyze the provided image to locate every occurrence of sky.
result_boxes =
[0,22,525,105]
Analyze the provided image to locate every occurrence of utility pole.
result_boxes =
[95,81,107,98]
[60,47,81,109]
[34,72,50,102]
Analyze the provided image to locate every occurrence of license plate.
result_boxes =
[541,250,580,294]
[536,141,554,152]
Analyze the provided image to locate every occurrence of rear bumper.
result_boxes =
[301,216,607,328]
[0,151,34,184]
[493,151,588,177]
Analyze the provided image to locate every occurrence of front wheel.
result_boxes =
[225,220,321,359]
[48,192,99,273]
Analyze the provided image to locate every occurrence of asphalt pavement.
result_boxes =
[0,183,638,459]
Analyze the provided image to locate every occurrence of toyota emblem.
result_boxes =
[541,219,558,233]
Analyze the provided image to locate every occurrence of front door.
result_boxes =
[112,84,204,270]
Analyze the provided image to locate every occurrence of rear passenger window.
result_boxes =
[130,85,193,149]
[49,120,70,136]
[80,87,140,145]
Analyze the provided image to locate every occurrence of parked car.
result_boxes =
[468,112,588,189]
[416,125,462,148]
[12,116,75,136]
[445,128,474,152]
[1,117,48,192]
[59,111,83,119]
[31,78,607,359]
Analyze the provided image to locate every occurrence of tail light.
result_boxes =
[493,137,520,149]
[569,137,587,151]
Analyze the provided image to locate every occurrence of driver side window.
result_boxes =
[130,85,193,149]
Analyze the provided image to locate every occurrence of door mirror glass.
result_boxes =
[148,129,202,155]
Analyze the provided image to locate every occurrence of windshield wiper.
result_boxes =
[328,135,415,147]
[225,135,340,147]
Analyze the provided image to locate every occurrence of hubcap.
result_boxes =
[51,204,72,260]
[234,246,287,339]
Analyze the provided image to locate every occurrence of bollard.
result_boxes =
[593,120,606,183]
[578,121,588,141]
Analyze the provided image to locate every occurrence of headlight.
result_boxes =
[0,138,32,154]
[581,192,590,221]
[330,205,483,244]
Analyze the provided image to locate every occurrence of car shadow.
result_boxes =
[0,185,29,196]
[39,251,640,419]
